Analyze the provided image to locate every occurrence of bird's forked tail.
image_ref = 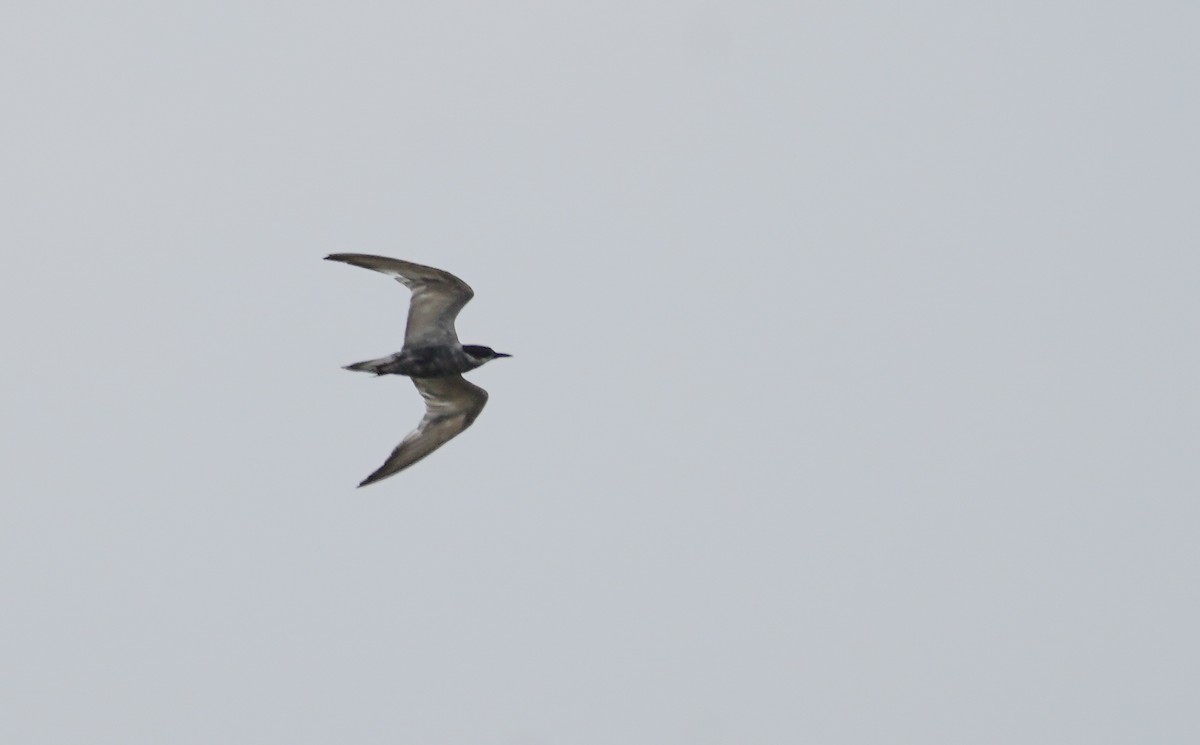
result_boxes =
[343,355,396,375]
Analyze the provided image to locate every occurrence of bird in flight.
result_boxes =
[325,254,510,487]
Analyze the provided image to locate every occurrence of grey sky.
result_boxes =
[3,2,1198,743]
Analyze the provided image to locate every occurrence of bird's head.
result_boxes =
[463,345,512,366]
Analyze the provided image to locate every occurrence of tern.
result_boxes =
[325,254,510,487]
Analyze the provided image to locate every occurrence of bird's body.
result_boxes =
[343,344,501,378]
[325,253,509,487]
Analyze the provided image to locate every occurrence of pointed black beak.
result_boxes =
[494,352,512,358]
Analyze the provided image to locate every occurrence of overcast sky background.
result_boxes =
[3,2,1198,743]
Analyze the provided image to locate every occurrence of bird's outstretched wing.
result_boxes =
[325,254,474,348]
[356,375,489,487]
